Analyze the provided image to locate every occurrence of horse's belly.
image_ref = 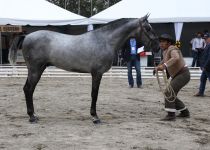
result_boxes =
[51,59,91,73]
[48,48,113,74]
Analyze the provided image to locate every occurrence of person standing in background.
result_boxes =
[121,36,142,88]
[194,34,210,97]
[190,32,205,67]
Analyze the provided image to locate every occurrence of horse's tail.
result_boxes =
[9,35,25,65]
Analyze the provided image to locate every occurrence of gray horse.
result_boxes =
[9,15,159,124]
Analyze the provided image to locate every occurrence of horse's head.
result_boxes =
[137,14,159,52]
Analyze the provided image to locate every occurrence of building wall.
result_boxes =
[151,22,210,57]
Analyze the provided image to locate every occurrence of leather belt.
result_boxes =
[173,67,188,78]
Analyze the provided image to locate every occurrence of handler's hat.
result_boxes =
[159,34,175,44]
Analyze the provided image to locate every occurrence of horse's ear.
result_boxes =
[146,13,150,19]
[142,13,150,21]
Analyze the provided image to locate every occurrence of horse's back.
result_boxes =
[21,30,93,72]
[22,30,70,61]
[22,30,113,74]
[23,30,68,47]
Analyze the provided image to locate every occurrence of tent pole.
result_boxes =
[174,22,184,41]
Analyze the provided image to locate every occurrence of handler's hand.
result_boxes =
[156,64,166,71]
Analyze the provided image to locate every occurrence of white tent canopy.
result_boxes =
[91,0,210,23]
[91,0,210,41]
[0,0,86,26]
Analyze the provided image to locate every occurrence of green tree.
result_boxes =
[47,0,121,17]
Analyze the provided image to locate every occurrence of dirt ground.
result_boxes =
[0,77,210,150]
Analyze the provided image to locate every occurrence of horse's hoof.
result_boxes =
[92,117,101,124]
[29,115,39,123]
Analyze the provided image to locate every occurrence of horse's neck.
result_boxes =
[106,20,139,51]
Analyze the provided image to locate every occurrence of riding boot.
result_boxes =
[177,109,190,118]
[161,112,176,121]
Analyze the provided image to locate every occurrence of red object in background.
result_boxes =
[140,51,146,56]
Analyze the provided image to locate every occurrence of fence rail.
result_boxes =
[0,65,202,79]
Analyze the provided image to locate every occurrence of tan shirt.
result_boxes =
[162,45,186,78]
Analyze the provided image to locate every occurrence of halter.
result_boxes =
[139,21,158,49]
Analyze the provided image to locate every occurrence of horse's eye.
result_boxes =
[145,26,151,32]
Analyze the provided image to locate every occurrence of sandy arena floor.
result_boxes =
[0,77,210,150]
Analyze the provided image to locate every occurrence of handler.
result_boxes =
[155,34,191,121]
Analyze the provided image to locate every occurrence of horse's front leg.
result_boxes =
[91,73,102,124]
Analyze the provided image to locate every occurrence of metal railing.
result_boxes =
[0,65,202,79]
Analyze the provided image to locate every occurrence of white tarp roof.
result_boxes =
[0,0,86,26]
[91,0,210,23]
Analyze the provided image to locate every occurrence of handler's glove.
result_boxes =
[156,64,166,71]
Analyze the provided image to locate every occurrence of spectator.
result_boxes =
[121,36,142,88]
[194,34,210,96]
[203,29,209,36]
[203,33,209,47]
[190,32,205,67]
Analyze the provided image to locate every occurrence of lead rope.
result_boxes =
[155,67,177,103]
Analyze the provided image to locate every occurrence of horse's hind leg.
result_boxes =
[23,64,46,123]
[91,73,102,124]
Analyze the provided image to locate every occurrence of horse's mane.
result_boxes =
[93,18,136,32]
